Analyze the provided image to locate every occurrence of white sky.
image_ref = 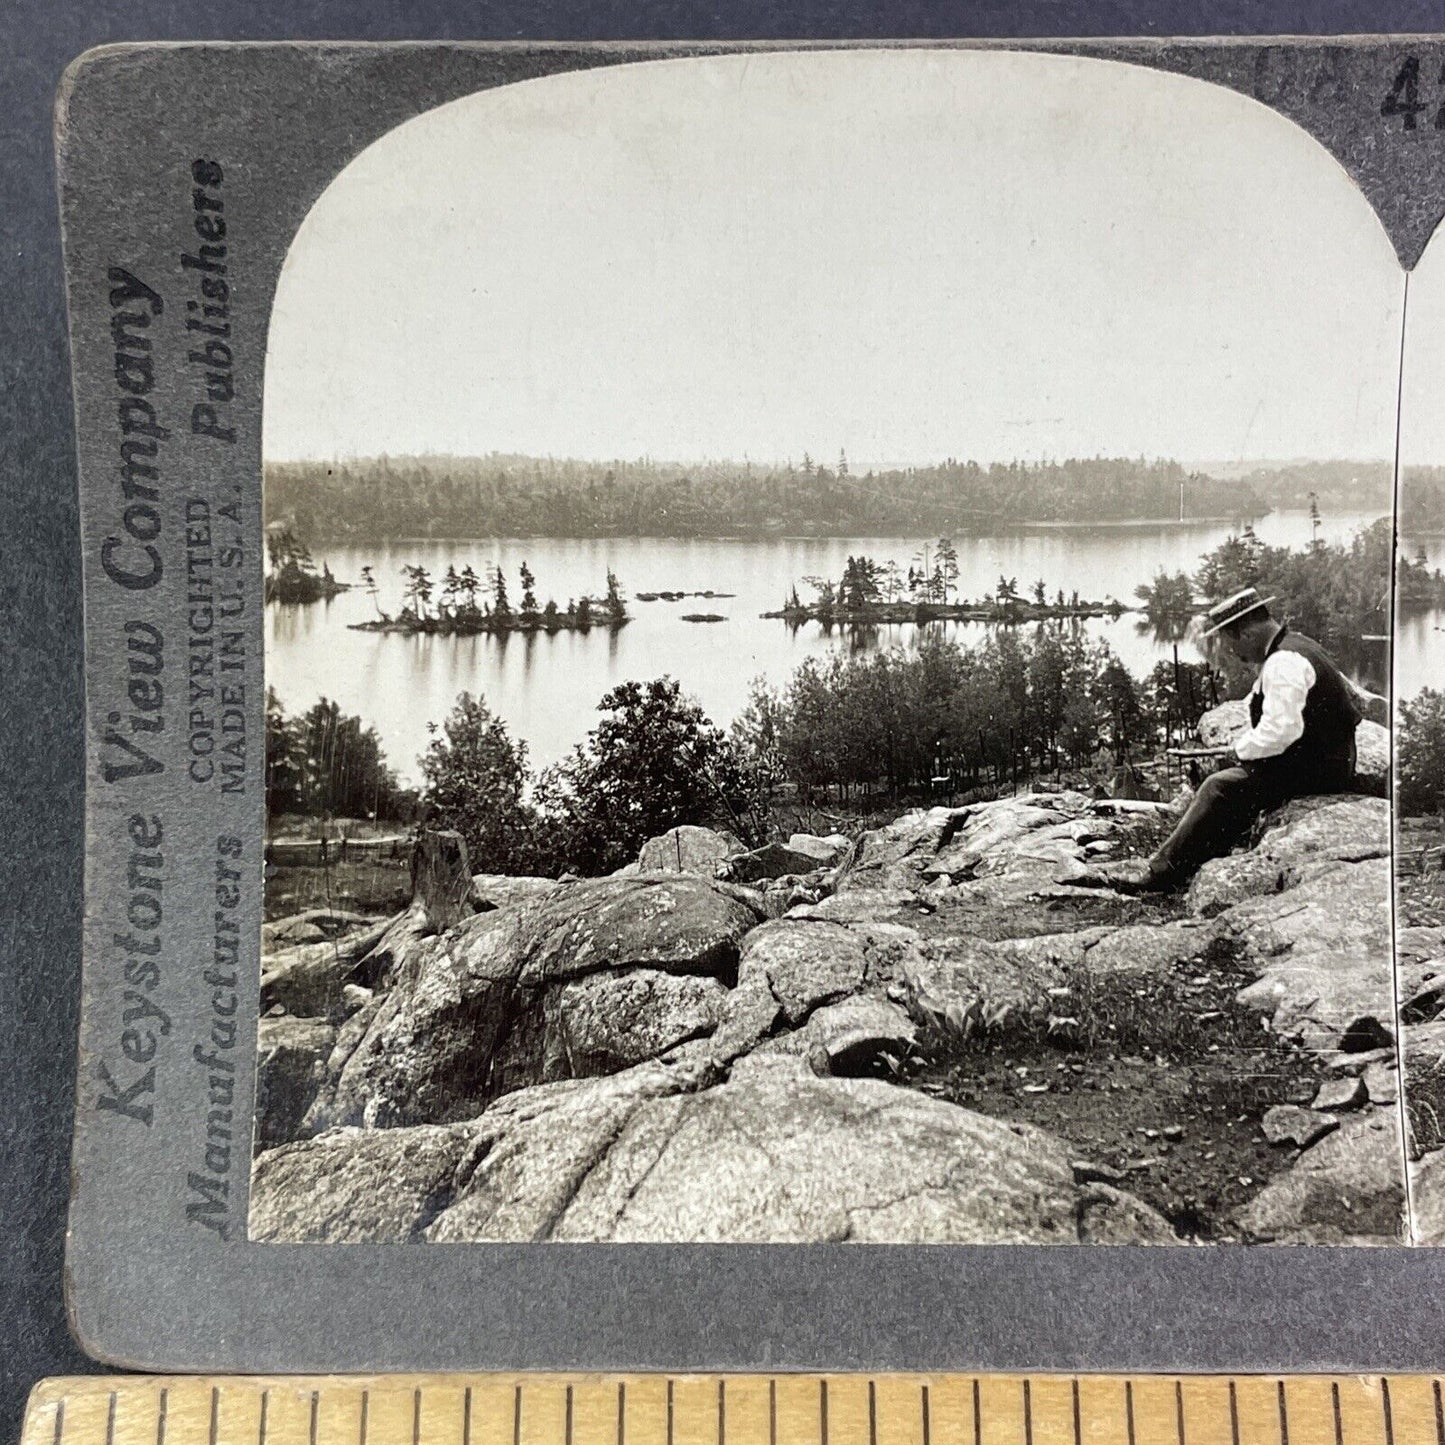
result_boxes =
[264,48,1405,468]
[1403,221,1445,469]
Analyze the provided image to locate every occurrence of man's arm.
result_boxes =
[1233,651,1315,761]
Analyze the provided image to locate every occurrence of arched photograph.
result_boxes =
[1395,223,1445,1244]
[252,48,1414,1246]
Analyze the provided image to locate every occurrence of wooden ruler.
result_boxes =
[20,1375,1445,1445]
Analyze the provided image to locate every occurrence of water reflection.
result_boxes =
[264,510,1421,781]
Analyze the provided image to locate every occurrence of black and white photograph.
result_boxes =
[249,49,1418,1245]
[1395,227,1445,1244]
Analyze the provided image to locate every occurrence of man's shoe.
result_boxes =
[1073,860,1177,895]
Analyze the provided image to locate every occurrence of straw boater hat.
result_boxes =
[1201,586,1277,638]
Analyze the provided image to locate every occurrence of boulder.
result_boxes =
[258,916,395,1017]
[1187,795,1389,916]
[250,1122,478,1242]
[1234,1110,1407,1244]
[471,874,562,912]
[1352,721,1389,796]
[1227,858,1393,1051]
[1313,1077,1366,1112]
[256,1017,337,1147]
[756,997,918,1077]
[543,969,728,1079]
[517,876,759,986]
[636,826,739,876]
[427,1056,1172,1245]
[1410,1149,1445,1244]
[1363,1061,1400,1106]
[834,807,973,893]
[330,876,758,1128]
[737,919,868,1024]
[786,832,851,866]
[725,841,830,883]
[1080,919,1217,979]
[1261,1104,1338,1149]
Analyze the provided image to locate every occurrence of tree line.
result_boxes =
[265,453,1270,541]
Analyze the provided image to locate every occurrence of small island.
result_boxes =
[349,561,629,636]
[635,589,737,602]
[764,552,1126,627]
[264,525,350,604]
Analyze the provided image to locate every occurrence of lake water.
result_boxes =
[266,509,1439,784]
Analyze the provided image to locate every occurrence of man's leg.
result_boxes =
[1146,764,1280,883]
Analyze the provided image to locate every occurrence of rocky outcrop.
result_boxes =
[319,875,759,1129]
[254,753,1403,1245]
[256,1017,337,1147]
[253,1054,1174,1245]
[1234,1112,1405,1243]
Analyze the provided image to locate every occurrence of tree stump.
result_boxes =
[410,828,473,933]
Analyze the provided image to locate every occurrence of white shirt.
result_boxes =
[1233,649,1316,761]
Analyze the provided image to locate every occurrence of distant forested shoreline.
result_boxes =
[263,453,1397,543]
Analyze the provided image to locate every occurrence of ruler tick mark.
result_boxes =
[868,1382,877,1445]
[1384,1378,1396,1445]
[617,1384,625,1445]
[309,1393,319,1445]
[921,1384,931,1445]
[514,1386,523,1445]
[413,1389,422,1445]
[210,1387,220,1445]
[1175,1381,1185,1445]
[820,1381,828,1445]
[565,1387,573,1445]
[1229,1382,1239,1445]
[972,1380,981,1445]
[52,1398,64,1445]
[157,1389,169,1445]
[1434,1381,1444,1445]
[105,1394,115,1445]
[464,1389,473,1445]
[1023,1379,1033,1445]
[1331,1383,1343,1445]
[259,1392,269,1445]
[718,1380,725,1445]
[768,1381,776,1445]
[1277,1382,1289,1445]
[668,1381,675,1445]
[358,1391,368,1445]
[1125,1382,1136,1445]
[1072,1380,1081,1445]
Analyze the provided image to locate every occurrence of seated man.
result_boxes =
[1087,586,1361,894]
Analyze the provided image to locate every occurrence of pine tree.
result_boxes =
[519,561,538,615]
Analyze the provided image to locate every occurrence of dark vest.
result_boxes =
[1248,626,1360,772]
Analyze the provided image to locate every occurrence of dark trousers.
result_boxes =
[1150,745,1356,882]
